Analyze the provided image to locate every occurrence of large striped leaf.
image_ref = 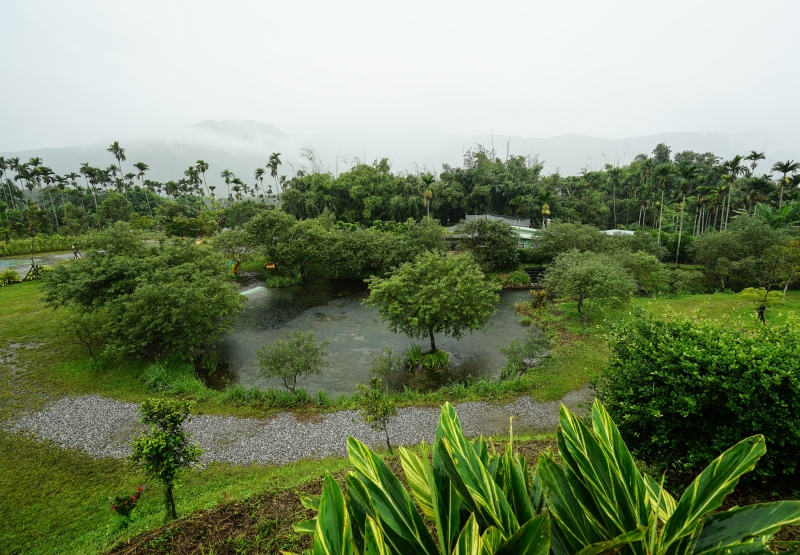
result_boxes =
[590,400,651,526]
[453,514,483,555]
[494,512,551,555]
[300,492,322,511]
[537,454,604,555]
[556,426,613,537]
[438,403,519,538]
[433,410,462,555]
[559,404,649,551]
[364,515,391,555]
[496,444,534,525]
[481,527,503,555]
[347,436,438,555]
[294,519,317,535]
[659,435,766,553]
[399,446,435,518]
[313,472,353,555]
[346,471,373,549]
[643,473,677,523]
[691,501,800,555]
[575,527,647,555]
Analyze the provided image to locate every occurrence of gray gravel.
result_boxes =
[7,388,592,466]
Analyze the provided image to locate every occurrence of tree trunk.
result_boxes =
[428,328,436,353]
[384,427,393,455]
[165,485,178,520]
[675,194,686,266]
[657,189,665,245]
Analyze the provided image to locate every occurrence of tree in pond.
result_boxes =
[256,331,331,393]
[365,251,500,353]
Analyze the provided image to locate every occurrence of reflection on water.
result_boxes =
[219,279,533,396]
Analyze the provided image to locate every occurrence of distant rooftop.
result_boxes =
[464,214,532,228]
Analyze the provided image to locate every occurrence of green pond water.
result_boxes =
[219,280,533,395]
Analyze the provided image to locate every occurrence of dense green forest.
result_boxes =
[1,141,799,272]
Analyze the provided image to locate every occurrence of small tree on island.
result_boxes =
[357,378,398,454]
[256,330,330,393]
[365,251,500,353]
[129,398,201,520]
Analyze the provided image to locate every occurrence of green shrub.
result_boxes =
[404,344,424,368]
[0,268,21,286]
[519,316,532,326]
[265,274,302,287]
[596,311,800,482]
[142,361,210,399]
[507,269,531,286]
[420,350,449,372]
[665,268,708,295]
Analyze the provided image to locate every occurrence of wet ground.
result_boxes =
[219,280,533,395]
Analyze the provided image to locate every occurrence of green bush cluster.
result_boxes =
[420,350,449,372]
[506,269,531,286]
[0,268,21,286]
[596,311,800,482]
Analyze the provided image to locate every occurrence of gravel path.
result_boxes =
[7,388,592,466]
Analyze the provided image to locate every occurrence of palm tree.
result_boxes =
[744,151,765,174]
[653,163,672,244]
[254,167,265,202]
[107,141,126,175]
[79,163,99,212]
[267,153,282,194]
[721,155,746,228]
[133,162,153,216]
[674,164,699,264]
[220,169,233,204]
[771,160,800,209]
[604,164,622,228]
[196,160,210,201]
[420,173,435,218]
[36,166,59,229]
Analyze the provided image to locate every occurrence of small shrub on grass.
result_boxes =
[596,310,800,483]
[357,378,398,454]
[129,399,202,520]
[110,486,143,524]
[142,360,209,399]
[0,268,21,286]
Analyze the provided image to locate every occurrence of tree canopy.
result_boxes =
[365,251,500,352]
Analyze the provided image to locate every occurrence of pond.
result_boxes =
[218,280,534,396]
[0,252,75,276]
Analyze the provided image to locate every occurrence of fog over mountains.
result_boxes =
[2,120,796,188]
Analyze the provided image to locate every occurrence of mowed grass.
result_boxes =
[0,430,354,555]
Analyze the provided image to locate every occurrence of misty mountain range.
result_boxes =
[2,120,796,188]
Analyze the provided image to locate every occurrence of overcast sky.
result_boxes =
[2,0,798,152]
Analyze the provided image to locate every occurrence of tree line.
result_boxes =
[2,141,798,244]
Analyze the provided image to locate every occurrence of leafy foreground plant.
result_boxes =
[290,400,800,555]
